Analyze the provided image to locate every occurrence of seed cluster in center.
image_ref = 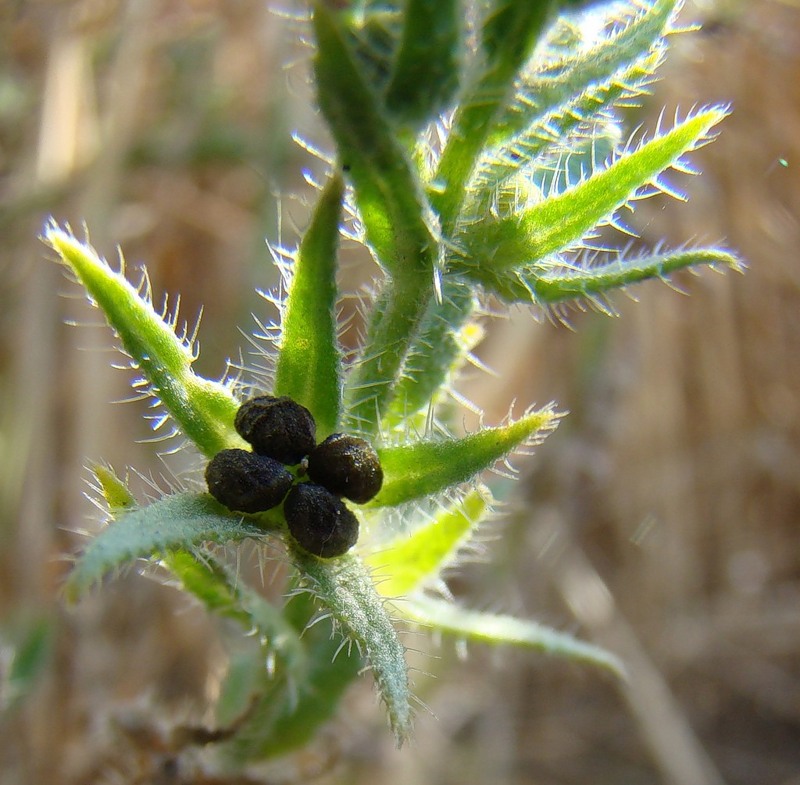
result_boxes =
[205,395,383,558]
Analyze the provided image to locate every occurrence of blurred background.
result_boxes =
[1,1,799,783]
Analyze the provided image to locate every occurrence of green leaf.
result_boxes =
[164,549,251,619]
[4,617,53,710]
[384,0,461,127]
[455,107,730,277]
[44,224,245,458]
[226,588,361,761]
[366,487,491,597]
[313,2,436,280]
[91,467,313,739]
[430,0,556,233]
[399,594,625,677]
[486,0,677,151]
[477,246,744,307]
[65,493,269,601]
[341,3,403,95]
[472,1,674,206]
[370,407,559,508]
[292,549,412,745]
[93,463,136,513]
[163,550,308,679]
[274,173,345,438]
[480,0,554,67]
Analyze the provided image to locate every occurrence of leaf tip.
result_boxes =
[41,220,89,263]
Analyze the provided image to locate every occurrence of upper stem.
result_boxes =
[343,273,434,437]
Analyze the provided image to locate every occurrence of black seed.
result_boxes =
[234,395,316,465]
[284,483,359,558]
[307,433,383,504]
[205,449,293,514]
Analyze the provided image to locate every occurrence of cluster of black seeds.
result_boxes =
[205,395,383,558]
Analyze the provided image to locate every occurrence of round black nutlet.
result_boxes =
[284,483,359,558]
[205,449,293,514]
[306,433,383,504]
[234,395,316,465]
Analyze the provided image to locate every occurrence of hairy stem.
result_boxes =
[343,274,434,437]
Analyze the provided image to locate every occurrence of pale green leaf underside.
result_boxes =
[65,493,268,601]
[399,594,625,677]
[292,549,412,745]
[274,173,344,438]
[455,107,729,276]
[44,224,245,458]
[371,407,558,507]
[366,486,491,598]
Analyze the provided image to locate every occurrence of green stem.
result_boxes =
[344,274,434,436]
[382,277,477,429]
[429,74,507,236]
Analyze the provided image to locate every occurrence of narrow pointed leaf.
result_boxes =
[384,0,461,127]
[366,487,491,597]
[93,464,136,513]
[455,108,729,277]
[340,2,404,94]
[371,407,559,508]
[164,549,307,675]
[92,465,307,675]
[487,0,678,150]
[473,49,660,206]
[478,246,744,306]
[164,549,254,622]
[400,594,625,677]
[431,1,555,233]
[471,1,680,227]
[44,224,245,457]
[292,549,412,744]
[228,588,361,761]
[313,2,436,280]
[65,493,268,602]
[274,173,345,437]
